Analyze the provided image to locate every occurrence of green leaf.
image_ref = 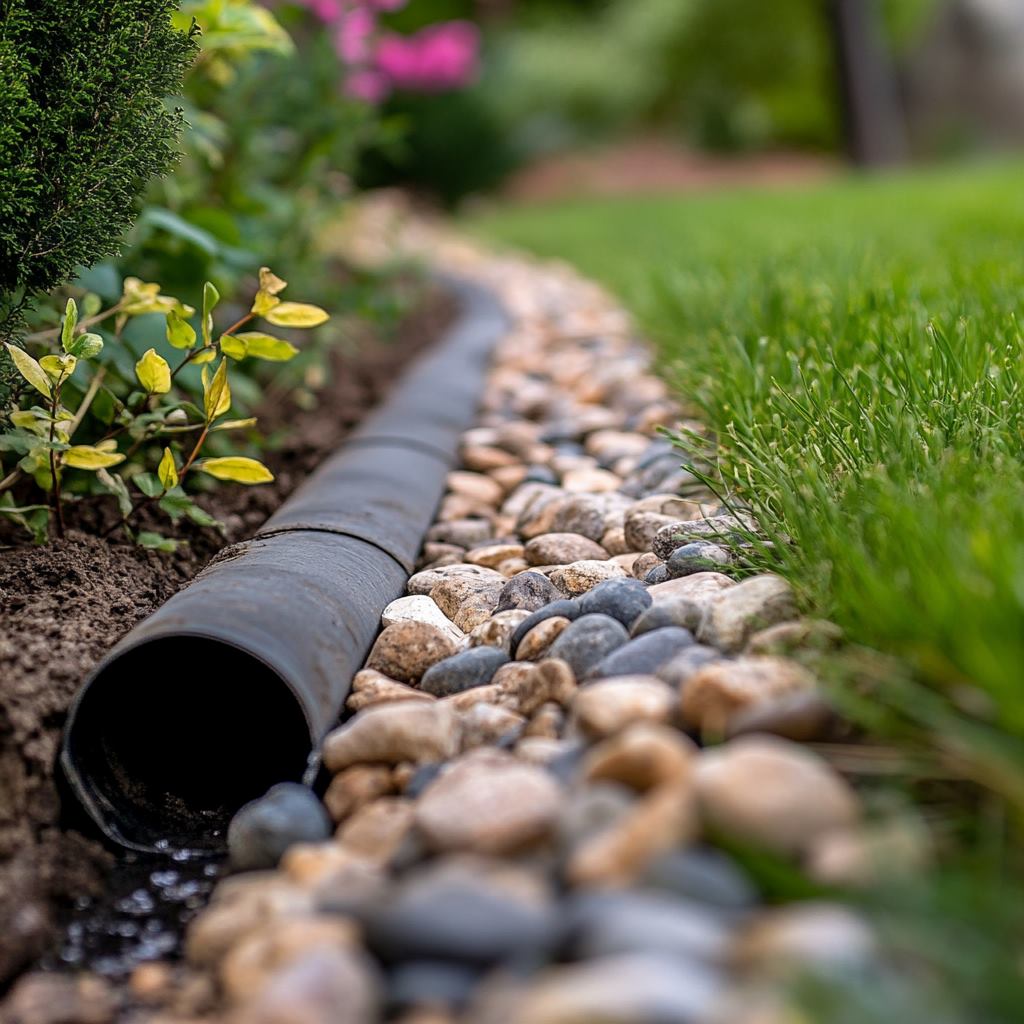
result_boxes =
[158,447,178,490]
[211,417,257,432]
[137,530,180,553]
[219,334,248,360]
[61,298,79,352]
[64,445,126,470]
[133,473,163,498]
[197,456,274,484]
[136,348,172,394]
[186,502,219,528]
[70,333,103,359]
[202,281,220,347]
[202,359,231,422]
[97,468,133,519]
[262,301,329,328]
[4,344,51,398]
[166,308,197,349]
[233,331,299,361]
[40,353,77,383]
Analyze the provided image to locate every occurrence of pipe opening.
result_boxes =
[65,637,313,851]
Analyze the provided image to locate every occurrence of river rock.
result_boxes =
[631,552,662,580]
[623,511,680,552]
[695,736,860,855]
[497,659,577,716]
[631,599,703,635]
[548,614,629,679]
[337,797,414,863]
[652,513,756,560]
[577,576,652,628]
[382,595,465,645]
[495,571,561,612]
[468,609,532,653]
[426,518,494,548]
[420,646,510,697]
[323,765,394,823]
[347,671,435,712]
[228,784,332,871]
[465,542,525,569]
[459,702,526,750]
[388,960,482,1012]
[525,532,608,566]
[407,562,503,597]
[697,574,798,652]
[509,599,581,656]
[550,494,607,540]
[1,973,115,1024]
[726,690,836,742]
[681,656,816,733]
[667,542,734,577]
[431,574,507,632]
[366,621,459,684]
[583,722,696,791]
[643,846,758,911]
[551,559,627,595]
[657,645,722,688]
[586,626,694,680]
[572,677,676,738]
[646,571,734,607]
[323,702,460,772]
[415,750,563,854]
[446,470,504,507]
[516,616,572,661]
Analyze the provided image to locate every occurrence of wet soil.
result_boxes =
[0,286,456,987]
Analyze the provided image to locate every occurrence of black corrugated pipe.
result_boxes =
[60,277,507,853]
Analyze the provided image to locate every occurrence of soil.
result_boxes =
[0,285,456,987]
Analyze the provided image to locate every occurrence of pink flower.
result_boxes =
[368,0,407,9]
[307,0,344,22]
[335,7,375,64]
[375,21,479,92]
[345,68,390,103]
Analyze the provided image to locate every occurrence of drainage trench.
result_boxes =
[50,277,507,974]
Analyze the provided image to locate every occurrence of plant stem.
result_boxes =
[48,385,65,539]
[24,301,125,343]
[0,467,22,495]
[68,366,107,436]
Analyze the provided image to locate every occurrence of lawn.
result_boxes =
[475,164,1024,1018]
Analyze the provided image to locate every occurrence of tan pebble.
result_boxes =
[550,559,627,595]
[489,464,529,493]
[431,574,506,632]
[571,676,676,738]
[498,658,577,716]
[347,671,436,712]
[279,843,359,888]
[323,764,394,823]
[500,481,562,521]
[807,818,929,886]
[562,467,622,493]
[516,616,571,661]
[745,618,843,655]
[625,493,683,516]
[465,542,526,569]
[631,552,662,579]
[416,542,464,569]
[129,961,173,1003]
[323,702,460,772]
[517,496,565,540]
[462,444,519,471]
[698,574,798,652]
[436,494,493,523]
[525,532,608,566]
[460,702,526,750]
[468,608,531,652]
[515,736,572,764]
[415,751,563,854]
[584,722,697,791]
[682,657,816,734]
[695,736,860,856]
[446,470,504,507]
[585,429,651,460]
[600,526,631,555]
[440,682,505,712]
[624,511,679,552]
[611,553,639,573]
[732,903,875,973]
[337,797,414,862]
[381,594,465,644]
[567,782,696,887]
[220,917,357,1004]
[726,690,836,743]
[365,621,459,684]
[1,974,114,1024]
[498,557,530,577]
[406,562,503,597]
[647,571,734,605]
[524,701,564,739]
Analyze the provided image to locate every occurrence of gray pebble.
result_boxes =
[577,577,652,629]
[631,599,703,636]
[667,542,733,578]
[644,564,671,585]
[420,646,510,697]
[548,614,630,679]
[510,599,582,657]
[643,847,758,912]
[656,645,722,688]
[524,465,559,485]
[586,626,694,680]
[388,960,482,1011]
[227,783,331,871]
[496,571,561,613]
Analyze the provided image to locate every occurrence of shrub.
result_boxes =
[0,0,197,335]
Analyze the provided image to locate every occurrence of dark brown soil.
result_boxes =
[0,286,456,986]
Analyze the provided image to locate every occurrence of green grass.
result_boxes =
[473,164,1024,1019]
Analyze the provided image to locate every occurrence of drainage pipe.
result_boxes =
[60,277,507,853]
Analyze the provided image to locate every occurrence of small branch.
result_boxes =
[48,387,65,539]
[0,467,22,495]
[24,301,126,343]
[69,367,107,436]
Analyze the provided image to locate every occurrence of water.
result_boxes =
[45,846,226,978]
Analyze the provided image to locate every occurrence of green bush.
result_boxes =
[0,0,196,331]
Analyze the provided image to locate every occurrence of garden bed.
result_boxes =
[0,284,455,986]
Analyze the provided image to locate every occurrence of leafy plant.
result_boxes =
[0,267,327,546]
[0,0,198,344]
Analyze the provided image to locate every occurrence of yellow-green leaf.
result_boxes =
[166,309,197,349]
[197,456,274,484]
[210,417,257,432]
[250,290,281,317]
[202,281,220,347]
[259,267,287,295]
[219,334,248,360]
[232,331,299,361]
[64,445,126,470]
[263,301,329,328]
[4,344,51,398]
[40,353,77,383]
[61,298,78,352]
[71,333,103,359]
[192,347,217,365]
[202,359,231,422]
[158,447,179,490]
[135,348,171,394]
